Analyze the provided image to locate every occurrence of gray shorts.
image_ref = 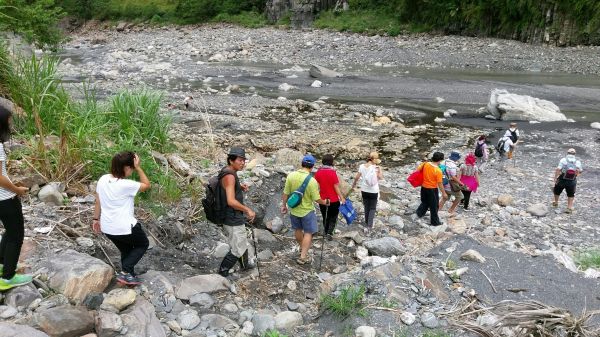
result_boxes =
[290,211,318,234]
[223,225,249,258]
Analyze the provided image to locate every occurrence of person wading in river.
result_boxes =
[552,148,582,214]
[218,147,256,277]
[314,154,345,241]
[282,154,330,265]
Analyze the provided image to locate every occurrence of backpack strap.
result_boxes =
[297,172,314,194]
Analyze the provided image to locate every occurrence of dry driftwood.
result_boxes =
[451,300,600,337]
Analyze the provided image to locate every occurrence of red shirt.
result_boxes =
[314,166,340,203]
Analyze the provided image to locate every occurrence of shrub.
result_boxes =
[575,249,600,270]
[320,284,366,318]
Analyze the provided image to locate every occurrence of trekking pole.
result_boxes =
[248,225,261,279]
[318,204,329,272]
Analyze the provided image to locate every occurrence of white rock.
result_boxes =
[38,183,64,206]
[443,109,457,118]
[355,325,376,337]
[591,122,600,130]
[435,97,445,103]
[311,80,323,88]
[399,311,415,325]
[274,311,303,330]
[460,249,486,263]
[177,309,201,330]
[486,89,566,121]
[434,117,446,123]
[208,53,226,62]
[278,83,295,91]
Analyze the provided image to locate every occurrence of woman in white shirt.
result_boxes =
[93,151,151,285]
[0,105,31,290]
[351,152,383,234]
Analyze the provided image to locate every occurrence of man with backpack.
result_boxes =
[496,134,514,162]
[474,135,488,172]
[553,148,582,214]
[281,154,330,265]
[503,122,520,159]
[217,147,256,277]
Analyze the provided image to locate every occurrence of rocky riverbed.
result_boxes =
[2,24,600,337]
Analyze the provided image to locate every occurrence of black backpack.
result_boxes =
[474,142,484,158]
[509,129,518,143]
[202,169,233,224]
[496,138,507,154]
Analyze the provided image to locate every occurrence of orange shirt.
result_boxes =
[419,162,443,189]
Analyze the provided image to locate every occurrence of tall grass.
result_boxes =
[0,40,180,203]
[320,284,367,318]
[575,249,600,270]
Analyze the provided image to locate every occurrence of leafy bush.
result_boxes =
[262,330,289,337]
[0,0,65,49]
[176,0,266,24]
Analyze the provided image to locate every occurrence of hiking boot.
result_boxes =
[116,272,142,286]
[219,252,239,277]
[0,274,33,291]
[238,250,256,271]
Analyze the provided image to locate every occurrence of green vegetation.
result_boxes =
[575,249,600,270]
[0,40,181,205]
[422,329,452,337]
[0,0,65,49]
[320,284,367,318]
[316,0,600,44]
[262,330,289,337]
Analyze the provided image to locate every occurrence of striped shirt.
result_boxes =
[0,143,17,200]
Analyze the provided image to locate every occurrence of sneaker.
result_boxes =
[552,201,559,207]
[565,208,574,214]
[116,273,142,286]
[326,234,333,241]
[0,274,33,291]
[0,264,22,275]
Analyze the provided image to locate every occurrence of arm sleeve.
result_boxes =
[435,169,443,184]
[124,179,142,197]
[283,175,292,195]
[557,159,565,170]
[577,161,583,171]
[0,144,6,161]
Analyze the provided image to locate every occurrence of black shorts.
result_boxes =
[553,179,576,198]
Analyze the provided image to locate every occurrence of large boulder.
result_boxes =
[120,298,166,337]
[0,323,49,337]
[486,89,566,121]
[102,288,136,312]
[34,306,95,337]
[309,64,343,78]
[273,148,303,167]
[175,274,231,300]
[45,249,113,304]
[363,237,404,257]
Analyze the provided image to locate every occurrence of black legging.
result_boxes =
[462,190,472,209]
[361,192,378,228]
[319,201,340,235]
[105,223,149,276]
[0,197,25,280]
[416,187,442,226]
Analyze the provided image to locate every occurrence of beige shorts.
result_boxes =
[444,189,464,201]
[223,225,249,258]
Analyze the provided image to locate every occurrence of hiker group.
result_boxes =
[0,100,585,289]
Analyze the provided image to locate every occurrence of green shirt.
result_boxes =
[284,169,320,217]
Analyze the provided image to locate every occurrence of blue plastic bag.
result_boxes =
[339,199,357,225]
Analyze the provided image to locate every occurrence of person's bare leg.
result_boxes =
[449,198,461,214]
[295,229,303,246]
[553,194,560,204]
[567,197,575,210]
[300,233,313,259]
[439,195,448,211]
